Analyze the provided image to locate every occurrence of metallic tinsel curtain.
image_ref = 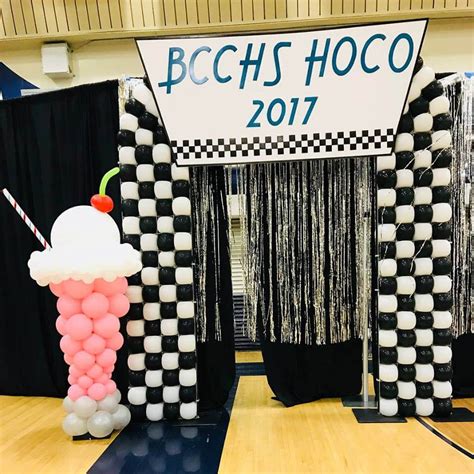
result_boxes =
[233,158,374,345]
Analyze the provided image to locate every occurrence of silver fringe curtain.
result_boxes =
[233,159,373,345]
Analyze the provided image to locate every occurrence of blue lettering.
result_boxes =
[239,43,266,90]
[389,33,414,73]
[158,47,187,94]
[189,46,211,85]
[213,44,237,83]
[361,34,386,73]
[264,41,292,87]
[332,36,357,76]
[305,39,330,86]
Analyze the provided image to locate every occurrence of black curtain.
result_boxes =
[0,81,125,397]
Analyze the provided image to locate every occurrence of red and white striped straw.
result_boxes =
[2,188,51,249]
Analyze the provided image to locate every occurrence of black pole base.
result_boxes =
[73,432,112,441]
[352,408,407,424]
[341,394,377,408]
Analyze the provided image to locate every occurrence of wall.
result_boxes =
[0,18,472,91]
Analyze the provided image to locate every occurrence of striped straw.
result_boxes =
[2,188,51,249]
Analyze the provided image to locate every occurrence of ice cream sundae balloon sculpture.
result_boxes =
[27,168,142,439]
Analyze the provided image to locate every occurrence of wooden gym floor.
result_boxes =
[1,351,472,473]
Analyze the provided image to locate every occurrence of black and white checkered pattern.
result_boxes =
[118,81,197,422]
[171,129,395,161]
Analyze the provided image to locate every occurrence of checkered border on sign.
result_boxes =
[171,129,395,161]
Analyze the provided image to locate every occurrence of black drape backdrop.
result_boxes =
[0,81,125,397]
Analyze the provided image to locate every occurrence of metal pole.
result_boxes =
[361,213,369,406]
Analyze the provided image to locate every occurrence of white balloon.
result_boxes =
[97,394,119,413]
[415,294,434,312]
[413,114,433,133]
[395,169,414,188]
[121,181,139,201]
[143,303,160,321]
[141,267,159,285]
[415,329,433,347]
[176,268,193,285]
[433,311,452,329]
[397,347,416,365]
[74,396,97,418]
[112,389,122,403]
[128,353,146,371]
[415,398,434,417]
[397,381,416,400]
[395,133,414,153]
[429,96,450,116]
[158,251,175,267]
[180,402,197,420]
[128,386,147,405]
[123,216,140,235]
[144,335,162,353]
[146,403,164,422]
[395,206,414,224]
[179,369,197,387]
[171,164,190,181]
[433,381,452,399]
[379,398,398,417]
[136,128,154,146]
[136,164,155,182]
[155,181,173,199]
[413,150,432,169]
[112,404,131,430]
[432,203,452,223]
[127,319,145,337]
[379,259,397,277]
[159,285,177,303]
[397,312,416,330]
[153,144,172,163]
[396,241,415,259]
[62,413,88,436]
[414,223,432,241]
[407,83,421,103]
[178,335,196,352]
[119,146,136,165]
[145,98,159,117]
[174,233,192,251]
[431,240,451,258]
[177,302,195,318]
[414,66,435,90]
[157,216,174,233]
[172,197,191,216]
[433,345,452,364]
[127,285,143,303]
[379,364,398,382]
[377,154,395,171]
[120,113,138,132]
[162,352,179,370]
[413,187,432,205]
[431,131,452,150]
[141,234,158,252]
[133,83,154,105]
[161,319,178,336]
[63,396,74,413]
[431,168,451,187]
[378,295,397,313]
[415,364,434,383]
[433,276,452,294]
[414,257,433,276]
[87,411,114,438]
[403,102,409,114]
[145,370,163,387]
[377,189,396,207]
[396,276,416,295]
[163,386,180,403]
[138,199,157,217]
[378,224,396,242]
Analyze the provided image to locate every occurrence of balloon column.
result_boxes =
[377,58,453,418]
[28,168,143,438]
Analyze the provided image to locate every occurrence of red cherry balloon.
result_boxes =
[91,194,114,213]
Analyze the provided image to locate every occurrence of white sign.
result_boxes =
[137,20,427,166]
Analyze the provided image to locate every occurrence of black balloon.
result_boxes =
[143,286,159,302]
[379,278,397,295]
[125,98,146,117]
[398,364,416,382]
[397,258,415,276]
[433,293,453,312]
[161,303,177,318]
[416,347,434,364]
[120,164,137,182]
[377,169,397,188]
[396,224,415,241]
[433,257,452,275]
[163,403,180,420]
[138,112,159,131]
[154,163,172,180]
[142,251,158,267]
[158,233,174,251]
[433,328,452,345]
[128,337,145,353]
[415,276,434,294]
[395,151,414,169]
[122,198,139,216]
[414,132,431,151]
[129,404,147,422]
[178,319,195,335]
[414,240,432,258]
[156,199,173,216]
[162,336,178,352]
[431,148,452,168]
[434,363,453,382]
[128,271,142,286]
[416,382,433,398]
[135,145,153,164]
[433,398,452,417]
[129,370,146,386]
[414,205,433,223]
[175,251,193,267]
[172,180,190,198]
[433,113,452,131]
[177,285,193,301]
[154,127,168,144]
[432,186,450,203]
[379,347,397,364]
[379,242,396,259]
[414,168,433,187]
[174,216,192,232]
[146,387,163,404]
[414,56,423,74]
[397,329,416,347]
[138,182,155,199]
[422,80,444,101]
[128,303,144,320]
[159,267,176,284]
[117,129,135,147]
[179,352,196,369]
[145,320,161,336]
[163,369,179,386]
[432,222,451,239]
[140,217,157,233]
[415,312,434,329]
[409,96,429,116]
[396,188,414,206]
[380,382,398,399]
[123,234,140,250]
[145,354,162,370]
[398,399,416,417]
[398,114,413,133]
[180,386,197,403]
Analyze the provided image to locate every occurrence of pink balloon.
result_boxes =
[106,332,124,351]
[49,282,64,297]
[69,366,84,378]
[104,365,114,375]
[88,383,107,401]
[82,292,110,319]
[60,335,82,356]
[82,334,106,355]
[66,314,93,341]
[108,294,130,318]
[56,296,81,319]
[93,313,120,338]
[64,354,73,365]
[106,380,116,394]
[96,348,117,368]
[73,351,95,371]
[68,375,77,385]
[68,384,85,401]
[94,277,128,296]
[62,279,93,299]
[78,375,93,390]
[96,373,110,385]
[55,316,68,336]
[86,364,103,379]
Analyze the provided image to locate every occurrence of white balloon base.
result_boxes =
[352,408,407,423]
